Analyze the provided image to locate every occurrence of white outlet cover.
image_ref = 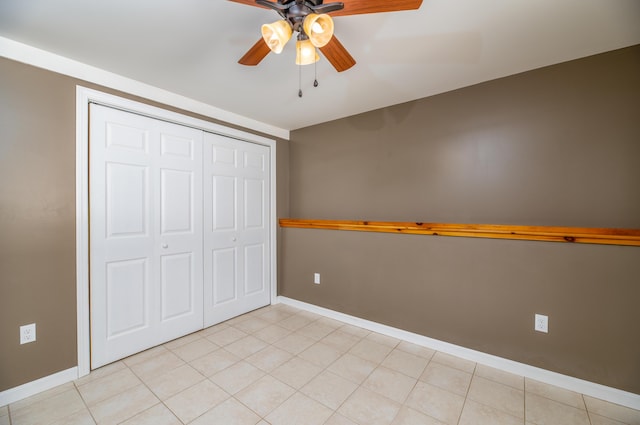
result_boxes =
[535,314,548,333]
[20,323,36,344]
[314,273,320,284]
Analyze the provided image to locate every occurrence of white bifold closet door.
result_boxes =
[203,133,270,326]
[90,104,204,368]
[89,104,270,369]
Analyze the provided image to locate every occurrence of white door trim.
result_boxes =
[75,86,277,377]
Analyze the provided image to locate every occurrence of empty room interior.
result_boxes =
[1,0,639,424]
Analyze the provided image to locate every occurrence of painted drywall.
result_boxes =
[283,45,640,393]
[0,56,290,392]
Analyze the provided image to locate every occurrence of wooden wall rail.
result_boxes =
[279,219,640,247]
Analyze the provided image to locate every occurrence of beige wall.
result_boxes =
[283,45,640,394]
[0,57,290,392]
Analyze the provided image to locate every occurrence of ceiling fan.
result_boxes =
[230,0,424,72]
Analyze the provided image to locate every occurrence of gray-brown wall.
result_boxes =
[0,57,290,392]
[282,45,640,394]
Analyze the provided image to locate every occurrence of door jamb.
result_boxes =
[75,86,277,377]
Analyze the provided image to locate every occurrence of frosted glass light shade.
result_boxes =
[303,13,334,47]
[295,39,319,65]
[261,20,292,54]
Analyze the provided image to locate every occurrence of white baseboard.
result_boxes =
[0,367,78,407]
[278,296,640,410]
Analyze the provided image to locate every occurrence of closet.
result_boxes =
[89,104,270,368]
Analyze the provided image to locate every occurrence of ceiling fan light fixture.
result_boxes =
[261,20,292,54]
[303,13,334,47]
[295,38,319,65]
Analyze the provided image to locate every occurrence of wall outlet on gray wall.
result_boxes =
[20,323,36,344]
[314,273,320,284]
[534,314,548,333]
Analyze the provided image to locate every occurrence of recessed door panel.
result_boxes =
[161,134,193,159]
[212,176,236,231]
[106,122,148,153]
[106,259,148,338]
[244,244,264,295]
[244,150,265,171]
[161,169,193,234]
[244,179,264,229]
[161,253,193,321]
[106,163,148,238]
[212,248,237,305]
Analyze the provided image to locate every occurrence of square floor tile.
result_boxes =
[11,388,87,425]
[349,338,395,364]
[338,387,402,425]
[382,348,430,379]
[246,345,293,372]
[278,314,314,331]
[120,403,181,425]
[77,367,141,406]
[271,356,323,389]
[236,375,295,417]
[475,364,524,391]
[296,321,336,340]
[298,342,343,368]
[266,392,333,425]
[210,360,265,394]
[190,397,261,425]
[327,353,377,384]
[459,399,523,425]
[144,364,205,400]
[525,392,590,425]
[405,381,465,424]
[164,379,229,423]
[324,413,359,425]
[232,316,271,334]
[170,337,218,362]
[254,324,292,344]
[49,408,96,425]
[224,335,269,359]
[321,330,362,353]
[363,366,417,404]
[89,384,159,424]
[420,362,472,396]
[273,332,316,355]
[525,379,584,409]
[396,341,436,360]
[467,376,524,419]
[584,396,640,424]
[431,352,476,373]
[301,370,359,410]
[189,348,240,376]
[391,406,446,425]
[206,326,248,346]
[129,350,185,380]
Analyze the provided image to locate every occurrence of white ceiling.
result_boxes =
[1,0,639,133]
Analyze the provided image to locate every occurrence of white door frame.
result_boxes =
[75,86,277,377]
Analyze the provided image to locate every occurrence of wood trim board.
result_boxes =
[279,219,640,247]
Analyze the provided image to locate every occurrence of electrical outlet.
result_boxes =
[534,314,548,333]
[314,273,320,284]
[20,323,36,344]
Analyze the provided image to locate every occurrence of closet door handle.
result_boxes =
[162,243,168,249]
[231,237,237,242]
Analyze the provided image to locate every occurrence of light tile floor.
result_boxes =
[3,304,640,425]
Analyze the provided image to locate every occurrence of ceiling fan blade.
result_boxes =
[227,0,271,9]
[319,36,356,72]
[238,38,271,66]
[329,0,422,16]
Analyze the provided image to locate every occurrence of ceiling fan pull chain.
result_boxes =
[314,55,319,87]
[298,55,303,98]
